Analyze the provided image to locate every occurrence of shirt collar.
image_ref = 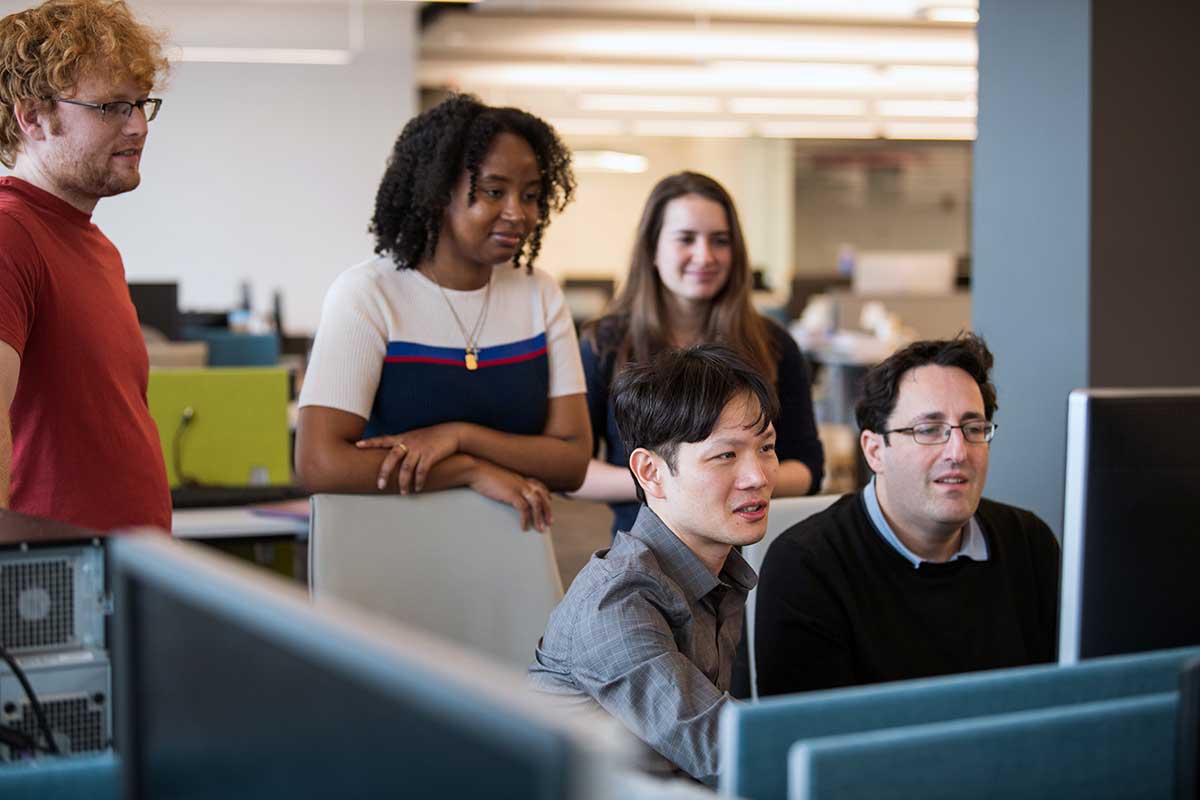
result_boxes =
[863,477,988,568]
[627,505,757,602]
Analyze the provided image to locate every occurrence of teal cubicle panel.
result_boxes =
[720,646,1200,800]
[789,693,1177,800]
[0,753,119,800]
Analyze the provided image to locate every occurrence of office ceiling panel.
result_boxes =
[419,0,979,141]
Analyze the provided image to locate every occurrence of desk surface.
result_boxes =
[173,507,308,540]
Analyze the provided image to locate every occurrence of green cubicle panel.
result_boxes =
[148,367,290,488]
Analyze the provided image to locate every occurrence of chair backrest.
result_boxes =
[309,490,564,669]
[789,692,1178,800]
[720,645,1200,800]
[742,494,839,700]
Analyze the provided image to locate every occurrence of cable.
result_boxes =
[172,406,201,487]
[0,722,48,757]
[0,644,60,755]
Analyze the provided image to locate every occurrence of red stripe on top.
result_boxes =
[383,346,547,369]
[478,346,548,368]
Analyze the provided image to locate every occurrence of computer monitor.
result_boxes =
[110,534,621,799]
[127,283,180,341]
[1177,657,1200,800]
[1059,388,1200,664]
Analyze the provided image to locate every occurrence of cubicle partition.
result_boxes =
[720,646,1200,800]
[110,533,631,799]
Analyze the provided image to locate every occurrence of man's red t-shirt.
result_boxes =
[0,177,171,531]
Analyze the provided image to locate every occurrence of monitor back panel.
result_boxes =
[1061,389,1200,662]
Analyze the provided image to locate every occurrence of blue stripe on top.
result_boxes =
[366,333,550,438]
[384,332,547,368]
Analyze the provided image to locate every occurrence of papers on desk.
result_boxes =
[249,498,310,523]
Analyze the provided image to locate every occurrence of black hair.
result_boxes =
[612,344,779,503]
[855,333,998,442]
[369,93,575,272]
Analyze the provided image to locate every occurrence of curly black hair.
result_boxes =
[855,333,998,441]
[370,93,575,272]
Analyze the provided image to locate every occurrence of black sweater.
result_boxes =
[755,492,1061,697]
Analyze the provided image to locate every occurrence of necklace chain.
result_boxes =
[433,267,492,370]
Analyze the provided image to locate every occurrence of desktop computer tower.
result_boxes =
[0,651,111,758]
[0,519,112,760]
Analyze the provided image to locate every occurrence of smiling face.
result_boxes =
[437,131,542,280]
[646,392,779,563]
[863,364,991,545]
[653,193,734,311]
[29,69,151,212]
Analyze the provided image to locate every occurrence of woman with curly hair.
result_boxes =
[574,171,824,534]
[296,95,590,531]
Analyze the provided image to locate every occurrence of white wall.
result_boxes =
[1,0,418,333]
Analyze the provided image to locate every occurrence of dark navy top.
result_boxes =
[580,316,825,534]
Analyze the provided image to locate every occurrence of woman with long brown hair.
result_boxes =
[574,171,823,533]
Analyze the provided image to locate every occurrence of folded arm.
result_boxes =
[354,393,592,494]
[571,458,638,502]
[295,405,559,531]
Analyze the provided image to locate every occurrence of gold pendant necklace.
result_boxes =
[433,267,492,371]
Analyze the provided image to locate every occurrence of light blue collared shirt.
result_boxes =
[863,477,988,568]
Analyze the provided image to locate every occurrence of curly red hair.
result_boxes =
[0,0,168,167]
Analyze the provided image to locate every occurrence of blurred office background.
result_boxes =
[3,0,1198,539]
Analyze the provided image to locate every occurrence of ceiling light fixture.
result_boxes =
[917,5,980,23]
[577,94,721,113]
[758,120,877,139]
[882,121,977,139]
[877,98,977,117]
[572,150,649,174]
[631,119,753,138]
[729,97,869,116]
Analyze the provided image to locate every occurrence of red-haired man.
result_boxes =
[0,0,171,530]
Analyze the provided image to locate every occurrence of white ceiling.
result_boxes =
[418,0,979,141]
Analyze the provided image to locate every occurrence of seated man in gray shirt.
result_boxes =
[529,344,780,785]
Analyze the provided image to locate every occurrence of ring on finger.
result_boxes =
[393,442,408,453]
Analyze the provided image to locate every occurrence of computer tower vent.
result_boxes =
[0,545,105,654]
[0,559,74,651]
[0,654,111,761]
[1,693,108,756]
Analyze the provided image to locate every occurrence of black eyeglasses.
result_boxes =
[884,421,998,445]
[54,97,162,122]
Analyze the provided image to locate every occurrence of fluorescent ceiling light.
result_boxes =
[918,6,980,23]
[578,94,720,113]
[422,61,976,94]
[882,121,976,139]
[877,98,977,117]
[631,119,753,138]
[547,118,626,137]
[729,97,868,116]
[572,150,649,174]
[174,46,352,65]
[883,65,977,92]
[758,120,876,139]
[560,29,974,65]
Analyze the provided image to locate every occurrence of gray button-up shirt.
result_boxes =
[528,505,757,784]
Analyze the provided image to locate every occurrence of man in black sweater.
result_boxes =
[754,334,1060,696]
